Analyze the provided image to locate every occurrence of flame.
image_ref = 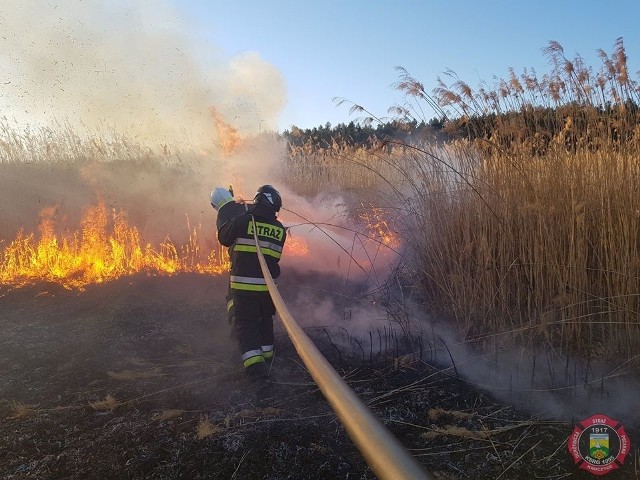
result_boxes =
[211,107,241,157]
[284,235,309,256]
[358,206,400,250]
[0,202,229,290]
[0,199,398,291]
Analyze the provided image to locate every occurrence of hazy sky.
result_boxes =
[1,1,638,138]
[176,0,640,131]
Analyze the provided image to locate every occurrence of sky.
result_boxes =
[1,0,639,139]
[175,0,640,131]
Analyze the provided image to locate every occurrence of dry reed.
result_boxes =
[89,394,121,411]
[282,39,640,360]
[195,415,221,439]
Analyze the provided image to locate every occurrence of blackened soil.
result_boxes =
[0,274,637,479]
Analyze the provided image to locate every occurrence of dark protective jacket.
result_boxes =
[217,203,286,293]
[216,200,247,231]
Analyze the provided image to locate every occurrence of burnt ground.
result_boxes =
[0,273,638,479]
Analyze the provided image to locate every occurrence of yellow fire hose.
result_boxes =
[251,217,433,480]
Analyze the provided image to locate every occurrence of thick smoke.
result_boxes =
[0,0,399,280]
[411,311,640,426]
[0,0,285,146]
[0,0,288,242]
[0,1,399,343]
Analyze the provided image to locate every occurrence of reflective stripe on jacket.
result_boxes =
[217,204,286,294]
[233,238,283,259]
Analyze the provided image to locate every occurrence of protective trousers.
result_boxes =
[230,292,275,368]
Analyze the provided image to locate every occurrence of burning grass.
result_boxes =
[0,201,230,289]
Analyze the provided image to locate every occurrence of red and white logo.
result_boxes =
[568,414,630,475]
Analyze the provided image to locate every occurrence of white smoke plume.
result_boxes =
[0,0,291,243]
[0,0,286,148]
[0,0,400,287]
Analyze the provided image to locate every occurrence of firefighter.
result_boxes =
[214,185,286,379]
[210,186,248,328]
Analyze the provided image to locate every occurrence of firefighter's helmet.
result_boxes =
[254,185,282,211]
[210,187,233,211]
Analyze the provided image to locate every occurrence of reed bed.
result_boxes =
[0,116,189,166]
[410,140,640,359]
[283,39,640,359]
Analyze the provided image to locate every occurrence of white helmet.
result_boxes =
[210,187,233,211]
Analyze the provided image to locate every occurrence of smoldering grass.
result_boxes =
[126,357,155,367]
[393,353,418,371]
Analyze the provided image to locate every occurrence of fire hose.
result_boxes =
[251,217,434,480]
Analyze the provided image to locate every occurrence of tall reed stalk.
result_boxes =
[284,39,640,359]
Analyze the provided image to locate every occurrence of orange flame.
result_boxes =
[284,235,309,256]
[211,107,241,157]
[358,206,400,250]
[0,202,229,290]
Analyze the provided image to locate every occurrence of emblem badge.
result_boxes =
[568,414,630,475]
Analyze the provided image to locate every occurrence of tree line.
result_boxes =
[282,119,445,150]
[283,100,640,156]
